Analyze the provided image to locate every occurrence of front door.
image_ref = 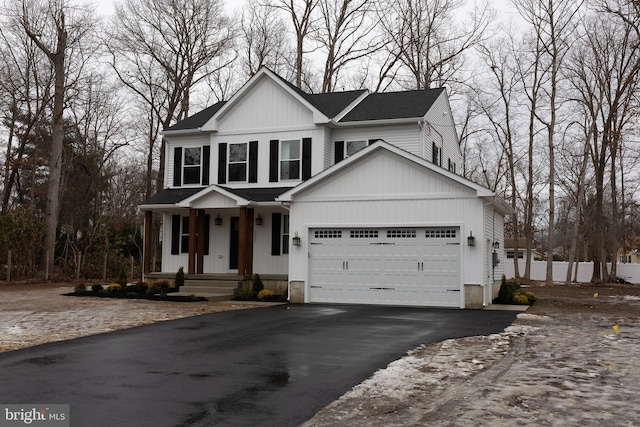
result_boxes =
[230,216,239,270]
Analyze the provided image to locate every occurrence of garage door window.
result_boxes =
[314,230,342,239]
[426,229,457,238]
[387,229,417,238]
[350,230,378,238]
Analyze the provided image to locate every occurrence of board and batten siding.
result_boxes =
[423,91,462,169]
[161,209,289,275]
[216,76,314,132]
[210,128,326,186]
[331,124,421,163]
[484,204,505,285]
[165,135,210,188]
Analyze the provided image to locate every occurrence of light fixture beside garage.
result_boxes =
[255,215,263,226]
[467,231,475,247]
[292,232,301,247]
[493,240,500,249]
[215,215,222,226]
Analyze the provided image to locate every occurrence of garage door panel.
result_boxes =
[309,227,461,307]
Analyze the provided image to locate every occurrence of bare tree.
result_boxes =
[15,0,95,276]
[240,0,292,79]
[269,0,318,89]
[108,0,235,193]
[315,0,382,92]
[380,0,494,90]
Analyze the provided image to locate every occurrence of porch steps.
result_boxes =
[175,278,241,301]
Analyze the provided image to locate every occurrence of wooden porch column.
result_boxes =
[196,209,206,274]
[143,211,153,274]
[238,207,254,276]
[188,209,197,274]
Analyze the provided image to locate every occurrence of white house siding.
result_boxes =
[165,134,211,189]
[215,76,314,132]
[209,128,326,186]
[331,124,421,162]
[161,208,289,275]
[285,150,489,307]
[484,204,505,285]
[424,91,462,169]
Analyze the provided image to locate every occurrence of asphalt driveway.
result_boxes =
[0,304,517,426]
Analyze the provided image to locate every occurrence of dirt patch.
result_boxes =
[303,283,640,426]
[0,281,265,353]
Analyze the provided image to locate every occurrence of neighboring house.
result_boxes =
[617,237,640,264]
[504,237,543,262]
[139,67,510,308]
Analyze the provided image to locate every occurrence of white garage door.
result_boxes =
[308,227,462,307]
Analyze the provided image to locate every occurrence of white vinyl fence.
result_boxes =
[504,260,640,284]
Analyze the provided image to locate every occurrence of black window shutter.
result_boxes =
[269,140,279,182]
[173,147,182,187]
[202,145,210,185]
[334,141,344,164]
[249,141,258,183]
[271,212,282,255]
[171,215,181,255]
[204,215,210,255]
[302,137,312,180]
[218,143,227,184]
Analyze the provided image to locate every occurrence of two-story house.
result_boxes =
[139,67,510,308]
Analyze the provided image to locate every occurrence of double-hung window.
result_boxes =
[228,143,248,182]
[280,140,301,180]
[183,147,202,184]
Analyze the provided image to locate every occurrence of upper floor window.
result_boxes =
[183,147,202,184]
[173,146,210,187]
[432,141,441,167]
[280,140,301,180]
[334,139,377,164]
[228,143,248,182]
[346,140,367,157]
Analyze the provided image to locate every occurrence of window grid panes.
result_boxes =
[314,230,342,239]
[183,147,201,184]
[350,230,378,238]
[228,143,247,182]
[280,140,301,180]
[387,229,417,238]
[425,229,457,238]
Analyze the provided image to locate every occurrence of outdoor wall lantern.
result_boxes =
[292,232,301,247]
[215,215,222,226]
[256,215,263,226]
[493,240,500,249]
[467,231,475,247]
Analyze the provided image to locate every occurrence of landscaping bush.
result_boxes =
[107,283,123,293]
[135,281,149,293]
[74,283,87,292]
[252,274,264,297]
[235,289,254,301]
[257,289,275,301]
[175,267,185,288]
[497,276,521,304]
[117,268,127,287]
[512,293,529,304]
[92,284,104,292]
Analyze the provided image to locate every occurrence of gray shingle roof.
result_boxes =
[219,186,292,202]
[165,101,226,131]
[339,88,445,122]
[141,187,205,205]
[141,186,292,206]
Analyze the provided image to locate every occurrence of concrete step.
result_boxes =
[180,285,237,294]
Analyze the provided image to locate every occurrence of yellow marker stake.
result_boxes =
[613,325,619,334]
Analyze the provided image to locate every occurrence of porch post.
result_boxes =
[188,209,197,274]
[238,207,254,276]
[143,211,153,274]
[196,209,205,274]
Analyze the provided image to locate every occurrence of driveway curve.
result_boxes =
[0,304,516,426]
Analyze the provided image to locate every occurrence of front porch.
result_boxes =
[144,272,289,301]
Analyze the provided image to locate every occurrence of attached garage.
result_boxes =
[308,227,461,307]
[278,141,511,309]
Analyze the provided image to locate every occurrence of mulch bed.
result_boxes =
[64,290,208,302]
